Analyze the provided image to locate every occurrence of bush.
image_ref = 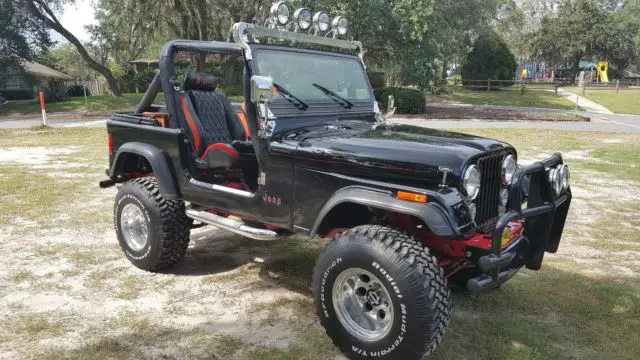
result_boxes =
[134,68,157,93]
[461,31,517,89]
[67,84,91,97]
[218,86,243,97]
[375,87,426,114]
[0,90,33,100]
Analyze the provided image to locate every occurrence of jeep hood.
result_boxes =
[294,123,513,186]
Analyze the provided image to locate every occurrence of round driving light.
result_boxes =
[547,167,561,195]
[271,1,289,26]
[559,164,570,190]
[554,168,562,194]
[502,155,516,184]
[463,165,481,200]
[313,11,330,32]
[332,16,348,35]
[294,8,312,30]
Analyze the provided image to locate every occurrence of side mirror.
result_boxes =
[386,95,396,117]
[250,75,274,103]
[250,75,275,138]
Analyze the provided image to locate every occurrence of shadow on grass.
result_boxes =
[157,229,640,359]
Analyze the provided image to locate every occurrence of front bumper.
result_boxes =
[467,153,572,292]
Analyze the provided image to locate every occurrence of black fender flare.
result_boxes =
[309,186,457,237]
[109,142,181,200]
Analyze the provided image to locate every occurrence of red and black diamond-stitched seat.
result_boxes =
[179,72,250,168]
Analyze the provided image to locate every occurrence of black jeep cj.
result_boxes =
[101,4,571,359]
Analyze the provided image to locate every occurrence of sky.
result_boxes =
[51,0,97,43]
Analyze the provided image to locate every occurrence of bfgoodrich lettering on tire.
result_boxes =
[312,225,451,360]
[114,177,192,271]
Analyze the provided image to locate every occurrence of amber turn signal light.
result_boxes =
[397,191,428,203]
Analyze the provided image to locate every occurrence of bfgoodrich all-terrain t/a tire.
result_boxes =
[114,177,192,271]
[312,225,451,360]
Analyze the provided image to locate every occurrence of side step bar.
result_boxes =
[185,209,285,241]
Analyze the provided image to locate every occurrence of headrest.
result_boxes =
[184,72,217,91]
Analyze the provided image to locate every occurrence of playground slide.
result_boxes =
[598,61,609,83]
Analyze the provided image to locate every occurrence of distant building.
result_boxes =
[0,61,72,100]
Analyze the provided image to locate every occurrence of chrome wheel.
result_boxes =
[120,203,148,252]
[332,268,394,342]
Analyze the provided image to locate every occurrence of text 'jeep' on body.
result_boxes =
[100,3,572,359]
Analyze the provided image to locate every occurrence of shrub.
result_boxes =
[376,87,426,114]
[461,31,517,89]
[0,90,33,100]
[67,84,91,97]
[134,68,157,93]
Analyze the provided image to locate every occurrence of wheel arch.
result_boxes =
[309,186,457,238]
[110,142,181,200]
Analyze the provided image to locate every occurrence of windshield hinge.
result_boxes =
[258,172,267,186]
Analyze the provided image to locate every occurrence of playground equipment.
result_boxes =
[518,63,555,81]
[597,61,609,83]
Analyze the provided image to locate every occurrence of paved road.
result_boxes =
[1,110,639,132]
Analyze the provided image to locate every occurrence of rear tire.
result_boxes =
[114,177,192,271]
[312,225,451,360]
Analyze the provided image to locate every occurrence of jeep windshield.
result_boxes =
[252,48,373,109]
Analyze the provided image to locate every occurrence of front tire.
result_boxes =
[114,177,192,271]
[312,226,451,360]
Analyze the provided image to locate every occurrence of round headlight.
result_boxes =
[559,164,570,190]
[294,8,312,30]
[271,1,289,26]
[502,155,516,184]
[463,165,481,200]
[332,16,348,36]
[313,11,330,32]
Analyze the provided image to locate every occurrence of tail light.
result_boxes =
[108,133,114,156]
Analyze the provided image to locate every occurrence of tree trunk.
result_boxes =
[26,0,122,96]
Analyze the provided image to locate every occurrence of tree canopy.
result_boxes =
[528,0,639,78]
[4,0,639,97]
[0,0,52,71]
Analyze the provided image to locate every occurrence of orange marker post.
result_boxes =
[39,91,47,126]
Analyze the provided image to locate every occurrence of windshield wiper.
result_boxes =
[312,83,354,109]
[273,83,309,110]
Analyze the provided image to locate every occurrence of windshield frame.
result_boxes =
[249,45,375,115]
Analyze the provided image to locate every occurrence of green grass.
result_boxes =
[0,91,246,116]
[428,86,576,110]
[566,87,640,115]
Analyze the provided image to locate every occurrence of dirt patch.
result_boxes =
[0,146,84,166]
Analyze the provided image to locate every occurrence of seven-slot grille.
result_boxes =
[474,151,508,225]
